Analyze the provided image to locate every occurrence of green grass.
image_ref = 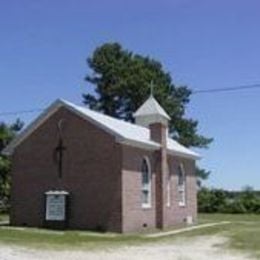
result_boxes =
[0,228,150,250]
[182,214,260,258]
[0,215,148,250]
[0,213,259,257]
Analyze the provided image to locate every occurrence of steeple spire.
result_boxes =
[150,80,154,97]
[133,83,170,128]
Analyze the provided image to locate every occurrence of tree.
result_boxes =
[239,186,260,213]
[198,186,260,214]
[197,187,213,213]
[198,188,228,213]
[83,43,213,180]
[0,119,23,211]
[196,167,210,187]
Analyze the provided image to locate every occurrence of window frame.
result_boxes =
[141,157,152,209]
[178,163,186,207]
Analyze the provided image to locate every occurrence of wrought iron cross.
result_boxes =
[55,120,66,178]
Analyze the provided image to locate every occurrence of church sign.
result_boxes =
[45,191,69,221]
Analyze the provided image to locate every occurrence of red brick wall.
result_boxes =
[121,146,197,232]
[121,145,156,232]
[10,107,122,232]
[165,156,197,226]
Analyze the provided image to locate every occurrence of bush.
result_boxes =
[223,199,247,214]
[0,196,10,214]
[198,187,260,214]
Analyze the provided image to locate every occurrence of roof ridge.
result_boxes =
[73,103,150,131]
[2,99,200,159]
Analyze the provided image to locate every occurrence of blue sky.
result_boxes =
[1,0,260,190]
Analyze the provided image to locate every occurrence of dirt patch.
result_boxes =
[0,235,252,260]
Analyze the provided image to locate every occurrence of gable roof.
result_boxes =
[133,95,170,120]
[2,99,200,160]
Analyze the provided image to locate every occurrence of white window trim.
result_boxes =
[178,163,186,207]
[141,157,152,209]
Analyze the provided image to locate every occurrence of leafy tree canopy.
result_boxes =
[83,42,212,149]
[198,186,260,214]
[0,119,23,205]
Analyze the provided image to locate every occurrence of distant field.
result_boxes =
[0,213,259,258]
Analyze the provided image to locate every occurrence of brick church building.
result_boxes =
[3,95,200,233]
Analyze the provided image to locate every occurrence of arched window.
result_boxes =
[178,163,186,206]
[141,157,151,208]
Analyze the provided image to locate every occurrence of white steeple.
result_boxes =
[133,95,170,128]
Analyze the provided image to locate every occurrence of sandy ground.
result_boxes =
[0,236,252,260]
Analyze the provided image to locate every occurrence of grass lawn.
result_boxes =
[0,227,148,250]
[0,213,259,257]
[200,214,260,258]
[0,214,146,250]
[176,214,260,259]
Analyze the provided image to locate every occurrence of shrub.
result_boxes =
[198,187,260,214]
